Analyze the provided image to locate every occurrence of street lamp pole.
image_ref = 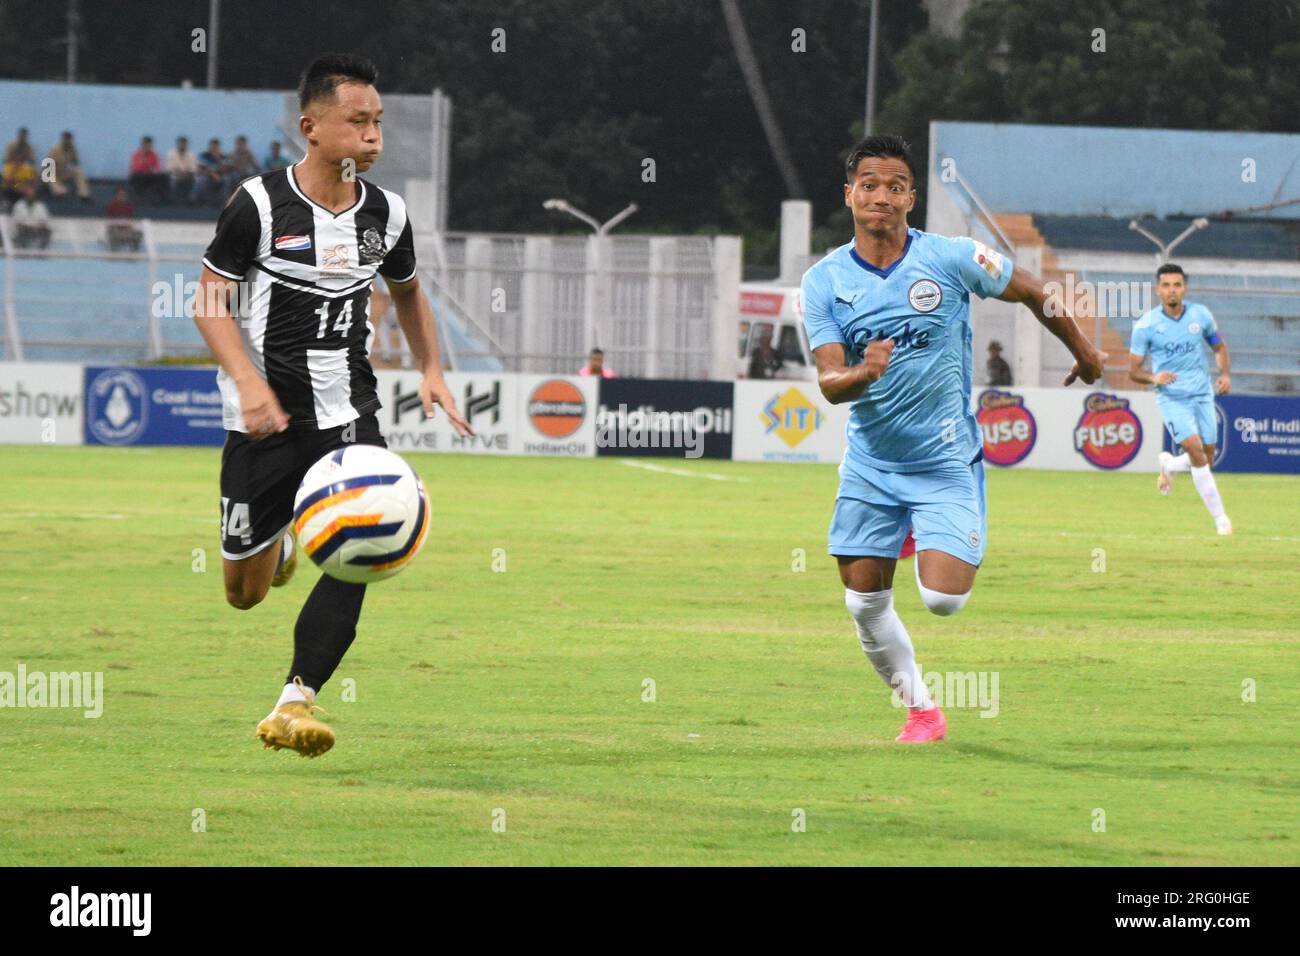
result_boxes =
[543,199,639,352]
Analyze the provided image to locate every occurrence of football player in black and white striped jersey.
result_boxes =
[194,53,472,757]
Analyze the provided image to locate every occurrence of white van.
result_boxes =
[736,282,815,380]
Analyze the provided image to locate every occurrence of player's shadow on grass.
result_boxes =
[948,741,1300,794]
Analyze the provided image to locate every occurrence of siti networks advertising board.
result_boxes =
[733,379,849,463]
[0,361,83,444]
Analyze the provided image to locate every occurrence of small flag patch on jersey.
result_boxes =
[275,235,312,251]
[972,240,1004,280]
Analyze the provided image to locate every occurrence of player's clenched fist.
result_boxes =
[238,376,289,439]
[1063,348,1108,386]
[863,338,895,383]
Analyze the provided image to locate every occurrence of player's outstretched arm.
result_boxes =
[997,265,1107,386]
[385,274,474,437]
[194,265,288,438]
[813,339,894,404]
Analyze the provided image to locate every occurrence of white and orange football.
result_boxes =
[292,445,430,584]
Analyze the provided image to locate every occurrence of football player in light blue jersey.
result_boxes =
[1128,263,1233,534]
[801,135,1105,743]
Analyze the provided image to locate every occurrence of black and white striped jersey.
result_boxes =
[202,164,417,432]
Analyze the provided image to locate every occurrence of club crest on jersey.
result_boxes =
[1188,322,1201,335]
[274,235,311,251]
[359,227,387,265]
[322,244,350,272]
[972,240,1004,281]
[907,278,942,313]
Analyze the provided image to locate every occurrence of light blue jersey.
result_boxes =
[1129,302,1221,401]
[801,228,1014,474]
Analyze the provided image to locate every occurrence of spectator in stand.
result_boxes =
[166,136,199,204]
[45,130,93,202]
[578,347,615,378]
[229,135,261,179]
[196,138,237,205]
[12,182,53,250]
[4,127,35,166]
[128,136,168,204]
[986,340,1013,386]
[747,339,783,379]
[263,140,289,170]
[3,127,38,205]
[104,186,142,252]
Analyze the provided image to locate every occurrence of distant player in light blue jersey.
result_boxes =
[801,135,1105,743]
[1128,263,1233,534]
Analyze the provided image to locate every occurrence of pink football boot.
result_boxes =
[896,707,947,743]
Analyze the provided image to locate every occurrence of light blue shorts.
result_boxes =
[1158,394,1216,446]
[828,455,987,566]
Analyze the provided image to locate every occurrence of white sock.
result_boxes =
[845,588,935,710]
[276,531,294,571]
[275,682,315,708]
[1190,465,1226,519]
[1165,453,1191,473]
[914,558,970,616]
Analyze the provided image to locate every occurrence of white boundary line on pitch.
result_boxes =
[619,460,747,481]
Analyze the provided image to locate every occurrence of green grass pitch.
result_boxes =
[0,446,1296,865]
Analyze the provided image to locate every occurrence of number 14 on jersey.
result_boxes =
[315,299,363,339]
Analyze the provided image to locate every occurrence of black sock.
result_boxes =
[287,574,367,692]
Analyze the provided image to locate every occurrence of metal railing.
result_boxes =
[0,216,741,380]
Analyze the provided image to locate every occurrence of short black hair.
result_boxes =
[299,53,379,112]
[845,134,917,184]
[590,348,604,356]
[1156,263,1187,280]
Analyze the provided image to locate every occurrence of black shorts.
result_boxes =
[219,413,387,560]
